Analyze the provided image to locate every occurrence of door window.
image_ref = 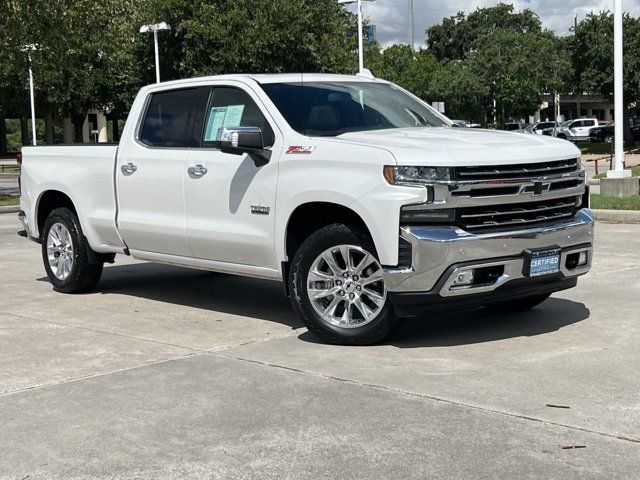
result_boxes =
[140,88,206,147]
[202,87,275,147]
[584,120,595,127]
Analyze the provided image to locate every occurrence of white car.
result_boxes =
[18,73,593,345]
[543,118,599,141]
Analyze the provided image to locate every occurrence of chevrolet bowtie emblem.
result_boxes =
[533,181,544,196]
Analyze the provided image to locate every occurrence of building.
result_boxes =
[532,93,614,123]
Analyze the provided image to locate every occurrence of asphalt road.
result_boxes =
[0,173,19,195]
[0,213,639,479]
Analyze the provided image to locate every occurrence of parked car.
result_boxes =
[524,121,557,135]
[543,118,599,141]
[589,123,615,143]
[540,120,570,138]
[503,122,523,131]
[631,117,640,141]
[589,119,640,142]
[17,73,593,345]
[451,120,468,128]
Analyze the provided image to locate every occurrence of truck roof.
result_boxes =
[144,73,383,91]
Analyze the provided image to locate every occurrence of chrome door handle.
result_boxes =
[120,162,137,175]
[188,164,208,177]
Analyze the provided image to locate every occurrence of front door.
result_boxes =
[184,84,281,269]
[116,86,208,256]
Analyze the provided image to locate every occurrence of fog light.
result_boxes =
[578,251,588,266]
[454,270,475,286]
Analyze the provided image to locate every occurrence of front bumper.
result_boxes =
[383,208,594,298]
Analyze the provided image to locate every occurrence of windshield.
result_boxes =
[260,81,450,136]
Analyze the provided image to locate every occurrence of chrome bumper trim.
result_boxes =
[18,211,31,236]
[383,209,594,293]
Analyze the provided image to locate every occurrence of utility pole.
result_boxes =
[608,0,630,178]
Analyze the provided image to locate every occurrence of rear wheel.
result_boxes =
[41,207,104,293]
[289,224,397,345]
[483,293,551,312]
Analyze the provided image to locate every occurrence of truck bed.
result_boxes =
[20,145,124,253]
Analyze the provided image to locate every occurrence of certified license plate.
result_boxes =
[527,248,561,277]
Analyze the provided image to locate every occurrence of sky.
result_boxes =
[342,0,640,47]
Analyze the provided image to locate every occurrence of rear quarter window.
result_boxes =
[140,88,205,147]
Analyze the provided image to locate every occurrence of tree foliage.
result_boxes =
[424,4,567,125]
[1,0,640,146]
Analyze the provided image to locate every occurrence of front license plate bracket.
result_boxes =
[523,246,562,277]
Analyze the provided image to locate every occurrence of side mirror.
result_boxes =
[214,127,271,165]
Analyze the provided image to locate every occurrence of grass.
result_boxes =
[590,194,640,211]
[0,165,20,173]
[0,194,19,206]
[578,141,615,155]
[593,166,640,180]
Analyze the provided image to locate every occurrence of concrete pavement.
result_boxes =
[0,213,639,479]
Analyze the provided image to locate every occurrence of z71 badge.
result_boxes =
[286,145,316,154]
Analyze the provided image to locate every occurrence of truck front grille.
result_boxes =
[457,196,579,232]
[454,159,579,181]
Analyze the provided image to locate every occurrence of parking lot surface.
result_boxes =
[0,213,639,479]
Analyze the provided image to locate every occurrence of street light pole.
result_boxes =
[28,54,36,146]
[338,0,374,73]
[609,0,630,178]
[357,0,364,72]
[140,22,171,83]
[408,0,414,50]
[22,44,37,146]
[153,30,160,84]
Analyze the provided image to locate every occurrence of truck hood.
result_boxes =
[332,127,580,166]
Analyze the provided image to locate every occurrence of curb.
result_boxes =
[592,209,640,223]
[0,205,20,214]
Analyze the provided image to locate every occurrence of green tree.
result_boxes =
[429,60,489,124]
[426,3,542,62]
[425,3,565,126]
[134,0,357,78]
[572,12,640,139]
[365,44,441,100]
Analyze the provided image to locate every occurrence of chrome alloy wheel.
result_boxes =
[46,222,74,280]
[306,245,387,328]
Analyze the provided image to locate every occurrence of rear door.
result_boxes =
[184,83,282,269]
[116,87,208,256]
[579,119,597,138]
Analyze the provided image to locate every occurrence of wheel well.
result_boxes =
[37,191,76,235]
[285,202,373,262]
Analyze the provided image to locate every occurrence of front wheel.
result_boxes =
[41,207,104,293]
[483,293,551,312]
[289,224,397,345]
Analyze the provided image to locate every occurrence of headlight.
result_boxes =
[383,166,452,185]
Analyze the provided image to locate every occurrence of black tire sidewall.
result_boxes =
[41,207,102,293]
[289,223,396,345]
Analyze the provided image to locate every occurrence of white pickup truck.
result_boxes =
[18,73,593,345]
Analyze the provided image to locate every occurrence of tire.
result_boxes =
[41,207,104,293]
[557,134,567,140]
[483,293,551,312]
[289,223,397,345]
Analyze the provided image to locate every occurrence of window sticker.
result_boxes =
[203,104,246,141]
[204,107,228,141]
[224,105,245,127]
